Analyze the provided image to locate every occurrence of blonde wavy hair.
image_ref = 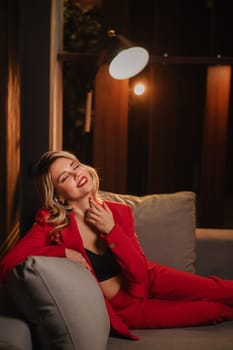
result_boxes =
[35,150,100,239]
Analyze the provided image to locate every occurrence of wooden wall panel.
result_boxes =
[93,64,129,193]
[0,0,20,258]
[199,65,232,227]
[146,63,206,196]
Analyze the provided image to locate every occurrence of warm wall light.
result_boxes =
[133,82,146,95]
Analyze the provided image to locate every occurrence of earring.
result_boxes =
[58,196,65,205]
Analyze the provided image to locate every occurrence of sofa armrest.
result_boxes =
[195,228,233,279]
[0,317,32,350]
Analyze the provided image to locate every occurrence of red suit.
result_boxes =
[1,201,233,340]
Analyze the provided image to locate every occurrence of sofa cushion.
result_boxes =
[6,256,110,350]
[99,191,196,273]
[107,322,233,350]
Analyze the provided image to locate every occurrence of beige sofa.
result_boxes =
[0,191,233,350]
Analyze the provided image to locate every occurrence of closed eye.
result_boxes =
[60,174,69,183]
[73,162,80,170]
[57,161,81,183]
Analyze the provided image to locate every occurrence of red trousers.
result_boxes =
[109,264,233,329]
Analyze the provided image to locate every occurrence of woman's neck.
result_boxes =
[68,195,92,218]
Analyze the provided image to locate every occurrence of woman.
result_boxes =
[1,150,233,340]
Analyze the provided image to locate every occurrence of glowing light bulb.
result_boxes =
[134,83,145,95]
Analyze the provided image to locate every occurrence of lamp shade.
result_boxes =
[106,30,149,80]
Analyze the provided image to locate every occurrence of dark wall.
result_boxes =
[20,0,51,234]
[125,0,233,227]
[129,0,233,56]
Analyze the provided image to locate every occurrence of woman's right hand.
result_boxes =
[65,248,92,271]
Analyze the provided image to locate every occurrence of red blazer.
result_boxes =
[0,201,154,340]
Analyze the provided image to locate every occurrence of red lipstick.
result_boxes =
[77,176,88,187]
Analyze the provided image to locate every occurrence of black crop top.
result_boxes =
[85,248,121,282]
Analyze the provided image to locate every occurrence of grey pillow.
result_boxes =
[6,256,110,350]
[99,191,196,273]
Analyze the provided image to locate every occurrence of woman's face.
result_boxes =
[49,157,93,203]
